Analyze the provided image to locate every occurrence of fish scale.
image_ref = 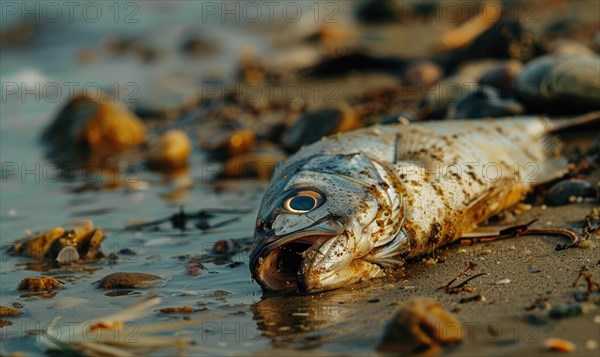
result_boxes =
[250,113,599,293]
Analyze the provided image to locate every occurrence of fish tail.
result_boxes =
[542,111,600,132]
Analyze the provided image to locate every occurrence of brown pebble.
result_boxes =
[0,319,13,328]
[159,306,196,314]
[378,297,463,355]
[213,240,230,254]
[0,306,23,317]
[17,276,62,292]
[545,338,576,352]
[98,272,162,289]
[146,129,192,170]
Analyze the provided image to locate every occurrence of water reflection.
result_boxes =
[250,280,390,350]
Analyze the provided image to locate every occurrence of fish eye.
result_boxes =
[283,190,324,213]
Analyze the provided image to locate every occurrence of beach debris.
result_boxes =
[17,276,62,292]
[146,129,193,170]
[545,179,596,206]
[545,338,576,353]
[573,269,600,301]
[495,278,511,285]
[378,297,463,355]
[98,272,163,289]
[9,220,104,264]
[525,296,551,311]
[124,206,248,233]
[459,294,486,304]
[41,298,208,356]
[460,219,581,251]
[438,262,487,294]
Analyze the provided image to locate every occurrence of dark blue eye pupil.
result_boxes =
[289,196,316,211]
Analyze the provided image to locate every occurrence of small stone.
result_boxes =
[458,249,468,254]
[8,209,17,217]
[545,179,596,206]
[509,245,516,250]
[593,315,600,324]
[98,272,162,289]
[424,258,437,266]
[480,249,492,256]
[495,278,511,285]
[521,249,532,256]
[0,306,23,317]
[146,129,192,170]
[545,338,576,352]
[541,204,547,210]
[378,297,463,355]
[17,277,62,292]
[213,240,230,254]
[579,240,595,249]
[0,319,13,327]
[586,340,598,350]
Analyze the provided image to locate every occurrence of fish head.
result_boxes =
[250,153,405,293]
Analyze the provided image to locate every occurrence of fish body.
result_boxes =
[250,114,598,293]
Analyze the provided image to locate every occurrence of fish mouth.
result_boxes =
[250,220,345,293]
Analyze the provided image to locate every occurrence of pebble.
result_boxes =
[515,55,600,114]
[579,240,595,249]
[446,85,525,119]
[545,179,596,206]
[146,129,193,170]
[545,338,576,352]
[378,297,463,355]
[586,340,598,350]
[17,276,62,292]
[495,278,511,285]
[478,59,523,95]
[98,272,163,289]
[0,306,23,317]
[509,245,516,250]
[42,94,147,153]
[8,209,17,218]
[424,258,437,266]
[549,303,598,319]
[480,249,492,256]
[521,249,532,255]
[458,249,468,254]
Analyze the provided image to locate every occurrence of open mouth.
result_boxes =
[252,235,334,292]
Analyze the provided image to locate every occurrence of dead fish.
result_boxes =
[250,112,600,293]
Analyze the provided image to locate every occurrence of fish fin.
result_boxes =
[366,229,407,266]
[542,111,600,132]
[533,134,568,184]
